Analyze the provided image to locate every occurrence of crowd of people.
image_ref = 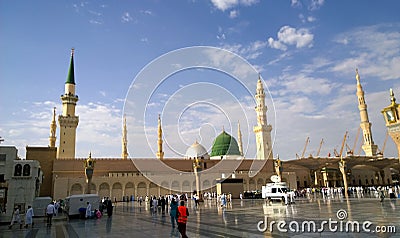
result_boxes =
[296,185,400,200]
[6,185,399,234]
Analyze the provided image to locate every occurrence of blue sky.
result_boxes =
[1,0,399,160]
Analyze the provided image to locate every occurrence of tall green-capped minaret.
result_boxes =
[57,48,79,159]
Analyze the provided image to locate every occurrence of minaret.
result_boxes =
[253,74,273,160]
[356,69,378,156]
[121,115,128,159]
[156,114,164,160]
[57,49,79,159]
[49,107,57,147]
[237,121,243,156]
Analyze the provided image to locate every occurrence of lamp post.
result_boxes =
[84,152,95,194]
[381,88,400,162]
[193,158,202,201]
[274,155,282,179]
[339,159,348,198]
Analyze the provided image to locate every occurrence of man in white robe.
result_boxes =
[25,205,34,228]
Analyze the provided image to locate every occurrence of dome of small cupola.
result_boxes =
[210,130,241,157]
[185,141,210,160]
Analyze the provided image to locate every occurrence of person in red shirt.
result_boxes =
[177,200,189,238]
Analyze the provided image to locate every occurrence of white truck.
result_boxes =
[32,196,52,217]
[64,194,100,218]
[261,182,295,205]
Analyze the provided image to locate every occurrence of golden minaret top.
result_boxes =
[49,107,57,147]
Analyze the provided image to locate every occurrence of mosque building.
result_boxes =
[23,49,400,201]
[26,49,276,200]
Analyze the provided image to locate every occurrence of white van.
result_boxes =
[32,196,52,217]
[64,194,100,218]
[261,182,295,204]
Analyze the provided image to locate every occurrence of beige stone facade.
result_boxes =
[51,158,274,201]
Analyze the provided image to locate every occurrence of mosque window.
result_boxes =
[23,164,31,176]
[14,164,22,176]
[0,174,5,182]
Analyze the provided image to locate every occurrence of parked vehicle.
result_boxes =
[243,191,263,199]
[64,194,100,218]
[32,196,52,217]
[261,182,295,205]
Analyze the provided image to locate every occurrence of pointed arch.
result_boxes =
[99,183,110,198]
[71,183,83,195]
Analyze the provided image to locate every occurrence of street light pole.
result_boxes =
[84,152,95,194]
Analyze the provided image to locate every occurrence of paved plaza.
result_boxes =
[1,196,399,238]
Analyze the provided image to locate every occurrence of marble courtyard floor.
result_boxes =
[1,196,399,238]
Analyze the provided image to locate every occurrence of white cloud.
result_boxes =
[211,0,238,11]
[222,40,267,60]
[268,26,314,51]
[280,74,336,96]
[278,26,314,48]
[291,0,324,11]
[330,56,366,74]
[217,33,226,40]
[268,37,287,51]
[299,14,317,23]
[140,10,153,15]
[291,0,301,8]
[229,10,239,18]
[287,96,316,113]
[121,12,133,23]
[88,10,102,16]
[2,100,123,159]
[307,16,316,22]
[331,24,400,81]
[210,0,258,11]
[309,0,324,11]
[75,102,122,157]
[89,20,102,25]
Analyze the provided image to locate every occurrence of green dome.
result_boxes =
[210,131,241,157]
